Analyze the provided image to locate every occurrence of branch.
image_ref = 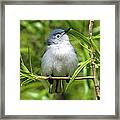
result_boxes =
[88,20,100,100]
[35,75,94,81]
[20,75,94,87]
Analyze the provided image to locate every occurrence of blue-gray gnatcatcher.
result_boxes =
[41,28,78,93]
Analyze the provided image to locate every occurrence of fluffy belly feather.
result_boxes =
[41,43,78,76]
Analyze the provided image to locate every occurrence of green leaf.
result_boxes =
[65,58,92,92]
[91,39,100,57]
[69,29,100,57]
[69,29,91,46]
[21,78,34,86]
[92,35,100,40]
[20,56,30,73]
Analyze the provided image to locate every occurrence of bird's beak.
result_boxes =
[65,28,71,33]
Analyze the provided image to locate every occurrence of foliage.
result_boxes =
[20,20,100,100]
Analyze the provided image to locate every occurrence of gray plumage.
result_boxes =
[41,28,78,93]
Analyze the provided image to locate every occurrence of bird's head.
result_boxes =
[47,28,71,45]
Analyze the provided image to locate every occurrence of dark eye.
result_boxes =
[55,34,61,39]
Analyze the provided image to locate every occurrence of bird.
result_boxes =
[41,28,78,94]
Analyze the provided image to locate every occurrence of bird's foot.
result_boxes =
[66,76,70,83]
[48,75,53,84]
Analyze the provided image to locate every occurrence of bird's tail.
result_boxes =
[55,80,63,93]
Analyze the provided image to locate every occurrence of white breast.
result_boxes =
[41,42,78,76]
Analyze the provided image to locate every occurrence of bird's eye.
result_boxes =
[55,34,61,39]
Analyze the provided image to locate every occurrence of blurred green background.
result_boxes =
[20,20,100,100]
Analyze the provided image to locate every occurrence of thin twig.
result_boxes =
[35,75,94,81]
[88,20,100,100]
[20,75,94,87]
